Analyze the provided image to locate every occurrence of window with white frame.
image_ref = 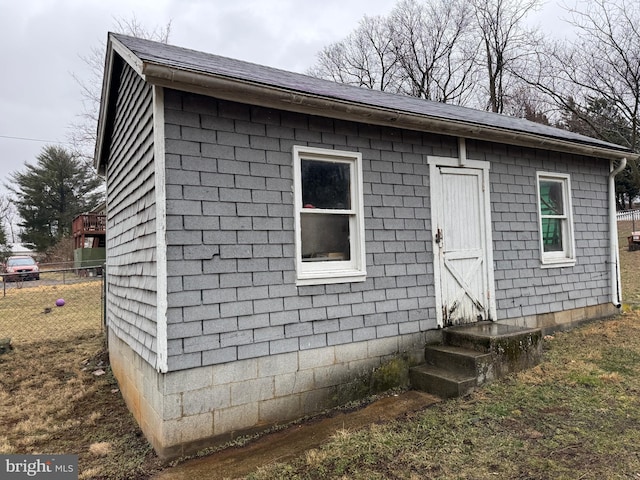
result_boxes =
[293,146,366,285]
[536,172,575,267]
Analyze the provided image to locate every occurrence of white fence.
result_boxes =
[617,209,640,222]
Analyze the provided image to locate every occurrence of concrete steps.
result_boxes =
[410,322,542,398]
[410,364,477,399]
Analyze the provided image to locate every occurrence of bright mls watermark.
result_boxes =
[0,455,77,479]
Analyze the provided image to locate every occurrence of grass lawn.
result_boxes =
[0,279,163,479]
[619,220,640,305]
[0,334,164,479]
[2,223,640,478]
[0,280,103,343]
[247,315,640,479]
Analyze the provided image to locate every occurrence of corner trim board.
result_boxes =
[153,85,169,373]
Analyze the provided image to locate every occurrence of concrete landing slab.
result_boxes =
[448,321,540,338]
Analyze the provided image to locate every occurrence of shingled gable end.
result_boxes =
[95,32,636,458]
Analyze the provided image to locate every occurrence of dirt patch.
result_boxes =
[152,391,440,480]
[4,314,640,478]
[0,335,164,479]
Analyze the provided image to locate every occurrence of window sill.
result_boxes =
[540,258,576,269]
[295,271,367,286]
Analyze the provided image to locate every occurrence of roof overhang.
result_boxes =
[95,35,637,173]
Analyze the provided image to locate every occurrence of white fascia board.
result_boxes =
[95,35,147,174]
[110,36,145,76]
[140,63,637,163]
[94,39,116,173]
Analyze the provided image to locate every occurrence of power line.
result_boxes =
[0,134,71,145]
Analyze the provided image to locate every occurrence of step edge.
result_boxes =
[410,364,477,384]
[426,344,493,359]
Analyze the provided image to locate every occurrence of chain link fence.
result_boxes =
[0,265,105,347]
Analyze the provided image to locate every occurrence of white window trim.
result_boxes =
[536,171,576,268]
[293,146,366,285]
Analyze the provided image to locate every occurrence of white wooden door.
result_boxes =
[430,160,495,327]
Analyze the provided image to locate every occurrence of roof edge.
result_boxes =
[96,34,638,171]
[95,34,147,173]
[94,35,115,173]
[141,62,636,162]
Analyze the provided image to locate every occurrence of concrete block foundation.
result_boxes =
[499,303,619,334]
[109,303,619,459]
[108,328,434,459]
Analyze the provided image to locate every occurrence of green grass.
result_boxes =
[2,224,640,478]
[619,220,640,305]
[0,280,102,344]
[246,316,640,479]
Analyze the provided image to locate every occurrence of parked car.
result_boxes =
[2,256,40,281]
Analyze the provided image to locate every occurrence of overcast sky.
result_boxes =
[0,0,564,199]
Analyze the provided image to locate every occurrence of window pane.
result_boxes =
[539,180,564,215]
[301,160,351,209]
[300,213,351,261]
[541,217,563,252]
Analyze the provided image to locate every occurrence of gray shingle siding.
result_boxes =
[161,88,613,372]
[486,146,611,319]
[105,63,158,366]
[163,89,445,370]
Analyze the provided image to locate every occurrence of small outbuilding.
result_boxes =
[72,202,106,273]
[95,33,636,458]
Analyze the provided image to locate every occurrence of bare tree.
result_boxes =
[472,0,543,113]
[0,195,18,244]
[504,84,552,124]
[521,0,640,207]
[308,0,546,109]
[533,0,640,150]
[389,0,478,104]
[69,16,172,163]
[309,15,400,91]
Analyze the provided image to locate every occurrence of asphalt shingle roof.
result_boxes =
[110,33,631,155]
